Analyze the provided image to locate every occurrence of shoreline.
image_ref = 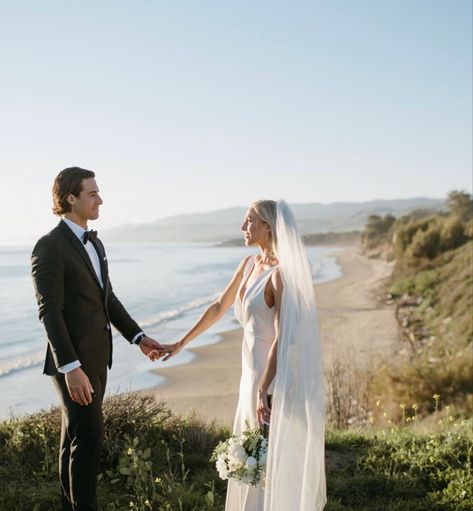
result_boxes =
[0,244,342,419]
[143,244,399,424]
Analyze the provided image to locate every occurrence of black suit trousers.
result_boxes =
[52,372,107,511]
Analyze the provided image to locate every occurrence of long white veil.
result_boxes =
[264,200,326,510]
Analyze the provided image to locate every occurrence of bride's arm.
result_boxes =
[257,269,284,426]
[153,256,252,361]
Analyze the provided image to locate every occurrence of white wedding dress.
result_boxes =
[224,201,326,510]
[225,256,278,511]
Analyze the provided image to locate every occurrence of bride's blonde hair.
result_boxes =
[251,200,278,254]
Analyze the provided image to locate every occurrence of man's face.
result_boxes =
[68,178,103,222]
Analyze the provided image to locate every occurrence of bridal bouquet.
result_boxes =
[210,424,268,486]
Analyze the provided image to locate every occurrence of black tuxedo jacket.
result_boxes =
[31,220,141,376]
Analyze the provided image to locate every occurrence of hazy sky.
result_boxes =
[1,0,471,243]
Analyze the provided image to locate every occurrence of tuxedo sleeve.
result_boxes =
[106,280,142,343]
[31,237,79,368]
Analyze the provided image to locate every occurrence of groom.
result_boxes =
[31,167,162,511]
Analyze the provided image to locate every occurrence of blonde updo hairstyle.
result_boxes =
[250,200,278,256]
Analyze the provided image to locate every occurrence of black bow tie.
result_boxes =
[83,230,98,245]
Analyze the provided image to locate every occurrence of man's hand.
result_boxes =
[139,336,163,358]
[65,367,94,406]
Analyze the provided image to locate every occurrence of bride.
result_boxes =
[151,200,326,510]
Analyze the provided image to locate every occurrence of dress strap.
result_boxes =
[265,264,279,279]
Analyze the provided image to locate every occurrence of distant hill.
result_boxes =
[101,198,445,243]
[220,231,362,247]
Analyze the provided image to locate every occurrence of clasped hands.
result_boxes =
[137,335,182,362]
[147,341,183,362]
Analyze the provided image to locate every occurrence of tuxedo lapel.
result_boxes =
[58,220,104,291]
[92,238,109,296]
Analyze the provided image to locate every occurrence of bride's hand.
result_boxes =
[257,387,271,427]
[149,342,183,362]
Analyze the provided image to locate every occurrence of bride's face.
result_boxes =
[240,208,269,247]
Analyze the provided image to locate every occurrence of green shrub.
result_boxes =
[408,223,441,260]
[414,269,439,296]
[394,217,436,258]
[446,191,473,222]
[389,277,415,296]
[441,217,466,251]
[464,218,473,238]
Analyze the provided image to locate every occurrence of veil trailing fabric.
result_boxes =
[264,200,326,510]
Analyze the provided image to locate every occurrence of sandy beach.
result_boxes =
[143,245,400,425]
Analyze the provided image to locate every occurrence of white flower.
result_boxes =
[228,444,248,465]
[216,455,229,480]
[245,456,258,473]
[227,459,239,471]
[211,425,268,487]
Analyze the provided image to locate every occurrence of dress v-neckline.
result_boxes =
[238,260,276,305]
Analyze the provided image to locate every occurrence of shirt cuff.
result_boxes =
[58,360,81,373]
[132,332,145,344]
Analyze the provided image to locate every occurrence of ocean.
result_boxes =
[0,242,341,418]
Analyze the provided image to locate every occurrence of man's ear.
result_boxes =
[66,194,75,206]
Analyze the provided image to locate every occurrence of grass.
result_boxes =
[0,393,471,510]
[326,424,473,511]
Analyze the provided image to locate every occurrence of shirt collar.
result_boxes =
[63,217,88,241]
